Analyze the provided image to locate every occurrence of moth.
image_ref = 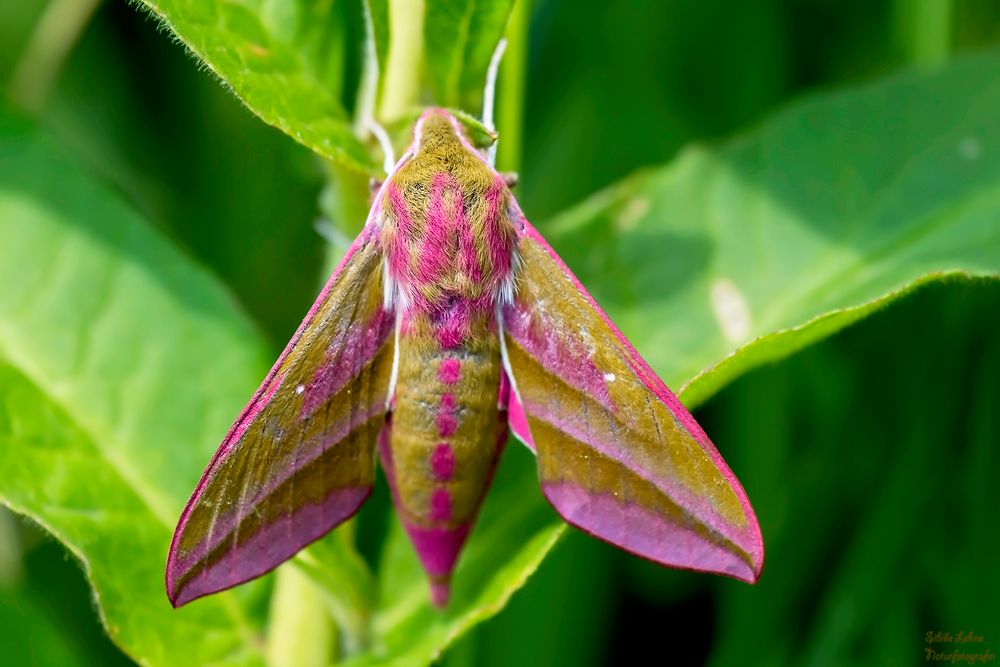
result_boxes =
[165,108,763,609]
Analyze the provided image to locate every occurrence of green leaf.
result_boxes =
[542,52,1000,407]
[0,112,274,665]
[424,0,514,112]
[135,0,376,173]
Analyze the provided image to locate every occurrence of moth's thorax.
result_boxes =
[378,111,517,345]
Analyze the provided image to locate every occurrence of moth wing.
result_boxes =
[166,229,396,606]
[500,217,763,582]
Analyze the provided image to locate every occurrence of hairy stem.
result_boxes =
[266,567,336,667]
[293,525,374,657]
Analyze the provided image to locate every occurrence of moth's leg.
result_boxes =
[500,172,518,189]
[370,178,383,194]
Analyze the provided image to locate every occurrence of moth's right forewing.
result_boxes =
[166,230,395,607]
[500,218,763,584]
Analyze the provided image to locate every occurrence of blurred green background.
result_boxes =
[1,0,998,665]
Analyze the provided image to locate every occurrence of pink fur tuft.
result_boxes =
[438,358,461,384]
[430,488,453,521]
[431,443,456,480]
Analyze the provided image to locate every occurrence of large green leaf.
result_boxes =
[0,113,273,665]
[543,53,1000,407]
[135,0,376,172]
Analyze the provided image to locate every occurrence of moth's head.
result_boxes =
[410,108,498,158]
[412,108,471,154]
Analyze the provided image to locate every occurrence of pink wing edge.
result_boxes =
[165,224,386,607]
[501,212,764,583]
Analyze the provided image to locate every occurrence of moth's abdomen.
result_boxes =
[391,336,503,523]
[382,321,507,604]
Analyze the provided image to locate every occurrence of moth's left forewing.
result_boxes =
[166,231,395,606]
[500,217,763,583]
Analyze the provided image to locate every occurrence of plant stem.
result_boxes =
[379,0,426,121]
[266,566,336,667]
[892,0,952,66]
[9,0,103,113]
[292,525,374,656]
[497,0,530,172]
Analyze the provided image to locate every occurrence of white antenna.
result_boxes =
[483,37,507,166]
